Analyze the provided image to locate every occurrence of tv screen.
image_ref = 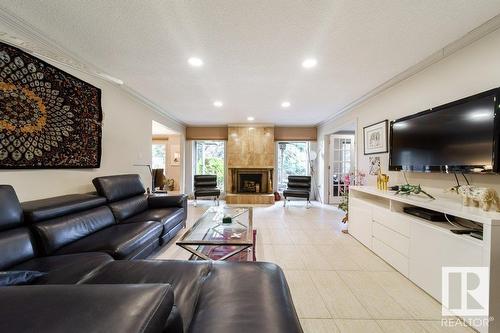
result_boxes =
[389,89,500,173]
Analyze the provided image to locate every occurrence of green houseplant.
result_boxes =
[338,170,365,225]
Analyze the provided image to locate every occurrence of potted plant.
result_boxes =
[338,170,365,233]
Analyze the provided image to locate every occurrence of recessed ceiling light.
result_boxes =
[188,57,203,67]
[247,116,255,121]
[302,58,317,69]
[281,101,291,108]
[213,100,223,108]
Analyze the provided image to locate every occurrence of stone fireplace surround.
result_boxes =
[225,126,275,204]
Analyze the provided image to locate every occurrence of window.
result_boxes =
[152,143,166,169]
[277,141,309,192]
[194,140,225,189]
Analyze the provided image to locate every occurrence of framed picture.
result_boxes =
[363,120,388,155]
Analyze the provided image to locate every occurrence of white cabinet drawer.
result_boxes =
[409,220,483,301]
[372,208,410,237]
[373,222,409,256]
[372,238,409,276]
[349,198,372,249]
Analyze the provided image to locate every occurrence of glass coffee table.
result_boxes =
[177,206,254,261]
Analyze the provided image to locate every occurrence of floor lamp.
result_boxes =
[133,164,153,194]
[308,150,322,204]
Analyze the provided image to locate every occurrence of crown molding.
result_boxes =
[0,6,186,128]
[317,13,500,128]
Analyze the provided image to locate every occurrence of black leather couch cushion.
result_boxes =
[0,185,23,231]
[53,221,162,260]
[123,207,184,231]
[165,223,184,243]
[81,260,212,331]
[93,174,146,202]
[0,284,175,333]
[0,270,46,286]
[32,206,116,255]
[12,252,113,284]
[148,195,186,209]
[91,176,187,242]
[22,194,106,224]
[81,260,303,333]
[0,228,36,270]
[109,195,148,221]
[189,262,302,333]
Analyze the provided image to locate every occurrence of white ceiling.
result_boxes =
[1,1,500,126]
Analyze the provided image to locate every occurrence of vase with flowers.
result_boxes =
[338,170,366,231]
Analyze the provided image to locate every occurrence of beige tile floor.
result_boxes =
[154,200,475,333]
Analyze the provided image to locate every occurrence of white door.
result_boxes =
[328,134,355,204]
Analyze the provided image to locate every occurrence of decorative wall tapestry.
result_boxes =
[0,42,102,168]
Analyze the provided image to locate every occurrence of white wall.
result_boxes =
[317,28,500,202]
[0,60,185,201]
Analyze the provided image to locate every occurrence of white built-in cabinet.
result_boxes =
[348,197,372,248]
[349,186,500,333]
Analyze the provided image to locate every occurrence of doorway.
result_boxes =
[328,134,355,203]
[152,120,182,193]
[325,120,357,205]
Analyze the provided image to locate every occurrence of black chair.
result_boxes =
[282,176,312,207]
[193,175,221,206]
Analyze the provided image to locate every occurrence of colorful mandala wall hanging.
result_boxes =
[0,42,102,168]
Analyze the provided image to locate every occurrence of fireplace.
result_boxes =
[239,173,262,193]
[225,126,275,204]
[230,168,273,194]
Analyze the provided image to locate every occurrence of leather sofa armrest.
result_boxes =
[148,194,188,209]
[0,284,174,333]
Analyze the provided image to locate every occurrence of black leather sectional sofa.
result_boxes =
[0,175,303,333]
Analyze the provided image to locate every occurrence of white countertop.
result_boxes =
[350,186,500,225]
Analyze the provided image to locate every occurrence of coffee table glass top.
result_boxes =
[177,206,253,246]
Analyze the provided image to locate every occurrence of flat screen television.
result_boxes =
[389,88,500,173]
